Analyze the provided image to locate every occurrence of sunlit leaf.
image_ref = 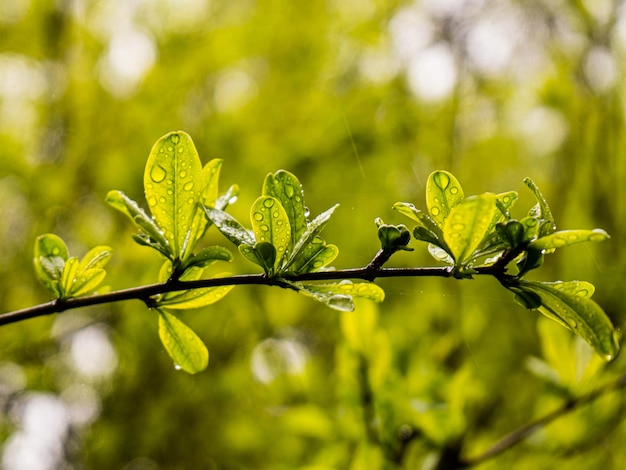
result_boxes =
[426,170,464,227]
[263,170,307,247]
[60,257,79,298]
[34,233,69,297]
[495,191,518,218]
[250,196,290,271]
[203,207,255,246]
[290,238,338,273]
[144,131,204,259]
[443,194,498,264]
[158,279,234,310]
[158,309,209,374]
[529,229,610,251]
[290,280,385,311]
[70,269,107,298]
[509,279,619,361]
[77,246,113,271]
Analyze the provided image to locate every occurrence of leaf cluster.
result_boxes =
[394,170,618,360]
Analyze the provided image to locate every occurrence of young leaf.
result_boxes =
[183,246,233,270]
[426,170,464,227]
[34,234,69,297]
[77,246,113,272]
[144,131,203,259]
[528,229,609,251]
[290,239,339,273]
[158,309,209,374]
[203,207,255,246]
[284,204,339,271]
[289,280,385,312]
[69,269,107,298]
[106,190,171,256]
[509,280,619,361]
[263,170,307,247]
[524,177,556,236]
[60,257,79,299]
[250,196,290,271]
[157,263,234,309]
[443,194,498,265]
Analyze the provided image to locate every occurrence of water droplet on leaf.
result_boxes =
[150,164,167,183]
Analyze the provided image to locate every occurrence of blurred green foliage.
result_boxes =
[1,0,626,469]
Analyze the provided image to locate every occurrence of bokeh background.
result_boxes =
[1,0,626,468]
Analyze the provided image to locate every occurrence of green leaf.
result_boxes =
[443,194,498,264]
[250,196,290,271]
[106,190,171,256]
[426,170,464,227]
[60,257,79,299]
[203,207,255,246]
[291,239,339,273]
[34,234,69,297]
[524,177,556,236]
[510,280,619,361]
[144,131,204,259]
[158,309,209,374]
[393,202,443,240]
[495,191,518,219]
[528,229,610,251]
[263,170,307,248]
[285,204,339,271]
[77,246,113,271]
[244,242,277,274]
[183,246,233,270]
[290,280,385,312]
[69,269,107,298]
[159,280,234,310]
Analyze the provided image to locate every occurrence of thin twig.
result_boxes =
[460,372,626,467]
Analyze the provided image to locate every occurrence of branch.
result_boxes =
[0,265,456,327]
[460,372,626,467]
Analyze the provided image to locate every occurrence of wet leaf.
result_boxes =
[529,229,609,251]
[183,246,233,270]
[34,233,69,297]
[70,269,107,298]
[158,281,233,310]
[60,257,79,298]
[263,170,307,248]
[77,246,113,272]
[250,196,290,271]
[393,202,444,246]
[144,131,204,259]
[443,194,498,264]
[203,207,255,246]
[290,238,338,273]
[106,190,170,256]
[524,177,556,236]
[426,170,465,227]
[285,204,339,271]
[158,309,209,374]
[509,280,619,361]
[290,280,385,311]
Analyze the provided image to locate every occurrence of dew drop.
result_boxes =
[285,185,295,197]
[159,197,166,203]
[180,170,187,178]
[170,134,180,144]
[150,164,167,183]
[167,146,173,152]
[567,319,578,329]
[272,210,279,218]
[451,223,465,231]
[183,181,194,191]
[260,224,269,232]
[174,364,182,371]
[263,198,275,208]
[187,198,194,204]
[449,186,459,195]
[148,196,157,206]
[253,212,264,221]
[434,172,451,189]
[328,294,354,312]
[431,207,441,216]
[51,247,60,255]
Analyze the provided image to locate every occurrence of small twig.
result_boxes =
[460,372,626,467]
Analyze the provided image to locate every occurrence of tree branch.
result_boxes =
[0,265,456,327]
